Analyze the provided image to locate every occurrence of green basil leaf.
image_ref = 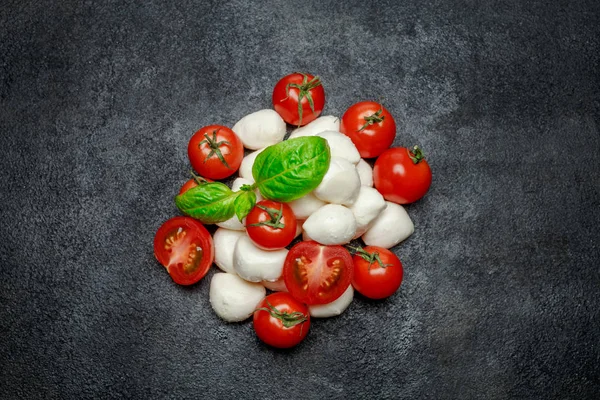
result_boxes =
[252,136,330,202]
[234,190,256,222]
[175,182,238,224]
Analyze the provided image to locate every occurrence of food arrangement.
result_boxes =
[153,72,432,348]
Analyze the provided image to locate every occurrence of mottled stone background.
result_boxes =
[1,1,599,399]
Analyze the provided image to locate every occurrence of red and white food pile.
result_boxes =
[153,72,432,348]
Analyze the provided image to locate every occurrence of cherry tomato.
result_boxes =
[153,216,214,285]
[373,146,432,204]
[272,72,325,126]
[351,246,403,299]
[339,101,396,158]
[283,241,353,305]
[178,176,212,195]
[246,200,297,250]
[253,292,310,348]
[188,125,244,180]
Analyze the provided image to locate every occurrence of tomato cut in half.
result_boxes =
[153,216,214,285]
[253,292,310,349]
[351,246,403,299]
[283,241,353,305]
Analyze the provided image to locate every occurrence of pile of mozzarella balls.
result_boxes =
[209,110,414,322]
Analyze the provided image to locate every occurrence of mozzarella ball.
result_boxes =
[215,177,262,231]
[316,131,361,164]
[233,236,288,282]
[302,204,357,245]
[213,228,246,274]
[313,157,361,205]
[356,159,374,187]
[288,115,340,139]
[239,148,265,181]
[262,278,288,292]
[232,109,286,150]
[348,186,387,238]
[288,192,326,219]
[209,273,266,322]
[308,285,354,318]
[362,202,414,249]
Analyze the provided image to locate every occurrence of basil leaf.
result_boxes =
[175,182,238,224]
[234,190,256,222]
[252,136,330,202]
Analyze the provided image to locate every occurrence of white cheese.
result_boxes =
[308,285,354,318]
[313,157,361,206]
[209,273,266,322]
[302,204,357,245]
[233,236,288,282]
[232,109,286,150]
[362,201,414,249]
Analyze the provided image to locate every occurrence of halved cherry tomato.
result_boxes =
[153,216,214,285]
[188,125,244,180]
[339,101,396,158]
[283,241,353,305]
[351,246,403,299]
[246,200,297,250]
[253,292,310,348]
[373,146,432,204]
[272,72,325,126]
[178,176,213,195]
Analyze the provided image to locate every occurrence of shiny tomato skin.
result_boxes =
[373,147,432,204]
[339,101,396,158]
[283,241,353,305]
[246,200,297,250]
[153,216,214,285]
[188,125,244,180]
[272,73,325,126]
[253,292,310,349]
[352,246,403,299]
[178,177,213,195]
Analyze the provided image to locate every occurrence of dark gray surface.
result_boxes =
[1,1,599,399]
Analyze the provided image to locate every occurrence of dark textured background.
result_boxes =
[1,1,599,399]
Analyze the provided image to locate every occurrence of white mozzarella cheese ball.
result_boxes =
[262,278,288,292]
[213,228,246,274]
[215,177,262,230]
[209,273,266,322]
[316,131,361,165]
[362,202,414,249]
[232,109,286,150]
[239,148,265,180]
[308,285,354,318]
[302,204,357,245]
[288,192,326,219]
[348,186,387,238]
[288,115,340,139]
[356,159,373,187]
[233,236,288,282]
[313,157,361,206]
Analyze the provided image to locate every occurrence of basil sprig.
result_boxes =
[175,136,330,224]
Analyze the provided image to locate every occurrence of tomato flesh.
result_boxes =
[153,216,214,285]
[283,241,353,305]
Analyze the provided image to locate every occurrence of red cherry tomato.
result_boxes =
[283,241,353,305]
[246,200,297,250]
[373,146,432,204]
[253,292,310,348]
[351,246,403,299]
[188,125,244,180]
[153,216,214,285]
[339,101,396,158]
[272,72,325,126]
[178,176,213,195]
